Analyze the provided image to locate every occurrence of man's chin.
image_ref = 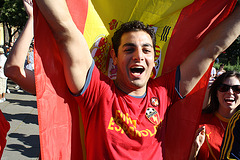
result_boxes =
[131,80,147,88]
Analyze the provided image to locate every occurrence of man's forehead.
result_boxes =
[120,31,153,46]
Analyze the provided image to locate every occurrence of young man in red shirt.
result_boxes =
[6,0,240,159]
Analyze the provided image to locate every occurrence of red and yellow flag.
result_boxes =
[34,0,236,159]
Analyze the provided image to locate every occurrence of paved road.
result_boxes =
[0,80,40,160]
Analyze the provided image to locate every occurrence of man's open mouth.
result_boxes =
[130,66,145,75]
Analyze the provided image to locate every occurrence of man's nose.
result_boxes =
[133,48,144,61]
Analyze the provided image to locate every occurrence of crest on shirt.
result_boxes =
[145,107,160,125]
[150,97,159,107]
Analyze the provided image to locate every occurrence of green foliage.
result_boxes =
[217,38,240,66]
[0,0,4,8]
[0,0,27,27]
[0,0,27,43]
[214,56,240,72]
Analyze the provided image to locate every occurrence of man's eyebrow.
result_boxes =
[122,43,136,47]
[143,43,153,48]
[122,43,153,47]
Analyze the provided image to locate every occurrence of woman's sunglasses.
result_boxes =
[218,84,240,94]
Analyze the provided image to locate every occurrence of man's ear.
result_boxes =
[110,49,117,65]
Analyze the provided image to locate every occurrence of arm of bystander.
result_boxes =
[4,0,35,94]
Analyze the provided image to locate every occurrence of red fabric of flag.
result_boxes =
[34,0,88,159]
[0,110,10,158]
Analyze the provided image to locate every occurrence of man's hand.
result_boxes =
[23,0,33,18]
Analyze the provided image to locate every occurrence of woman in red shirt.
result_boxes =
[190,71,240,160]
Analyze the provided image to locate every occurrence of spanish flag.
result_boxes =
[34,0,236,159]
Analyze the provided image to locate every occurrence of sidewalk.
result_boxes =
[0,80,40,160]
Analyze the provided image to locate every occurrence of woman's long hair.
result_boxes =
[202,71,240,114]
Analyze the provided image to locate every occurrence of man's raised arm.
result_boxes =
[35,0,92,94]
[179,5,240,97]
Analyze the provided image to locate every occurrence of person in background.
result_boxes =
[209,66,217,86]
[2,43,9,57]
[217,64,226,77]
[25,46,34,71]
[190,71,240,160]
[4,0,35,95]
[5,45,13,57]
[211,67,217,80]
[0,48,8,103]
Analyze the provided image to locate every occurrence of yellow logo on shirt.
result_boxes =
[107,110,162,137]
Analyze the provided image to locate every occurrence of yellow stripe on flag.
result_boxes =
[84,1,108,48]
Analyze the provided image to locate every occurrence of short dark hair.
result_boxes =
[203,71,240,114]
[111,20,156,56]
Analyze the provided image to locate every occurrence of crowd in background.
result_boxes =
[0,41,34,103]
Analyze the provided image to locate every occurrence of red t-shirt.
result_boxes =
[197,112,229,160]
[74,62,181,159]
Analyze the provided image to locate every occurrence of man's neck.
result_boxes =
[114,80,147,97]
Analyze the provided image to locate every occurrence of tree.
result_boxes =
[217,36,240,67]
[0,0,28,44]
[0,0,4,8]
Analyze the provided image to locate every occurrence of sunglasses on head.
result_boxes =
[218,84,240,94]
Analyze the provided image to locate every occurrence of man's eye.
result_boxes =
[125,48,134,53]
[143,49,151,53]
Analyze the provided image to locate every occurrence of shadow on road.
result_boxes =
[3,112,38,125]
[7,133,40,158]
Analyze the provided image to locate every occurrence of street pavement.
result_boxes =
[0,80,40,160]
